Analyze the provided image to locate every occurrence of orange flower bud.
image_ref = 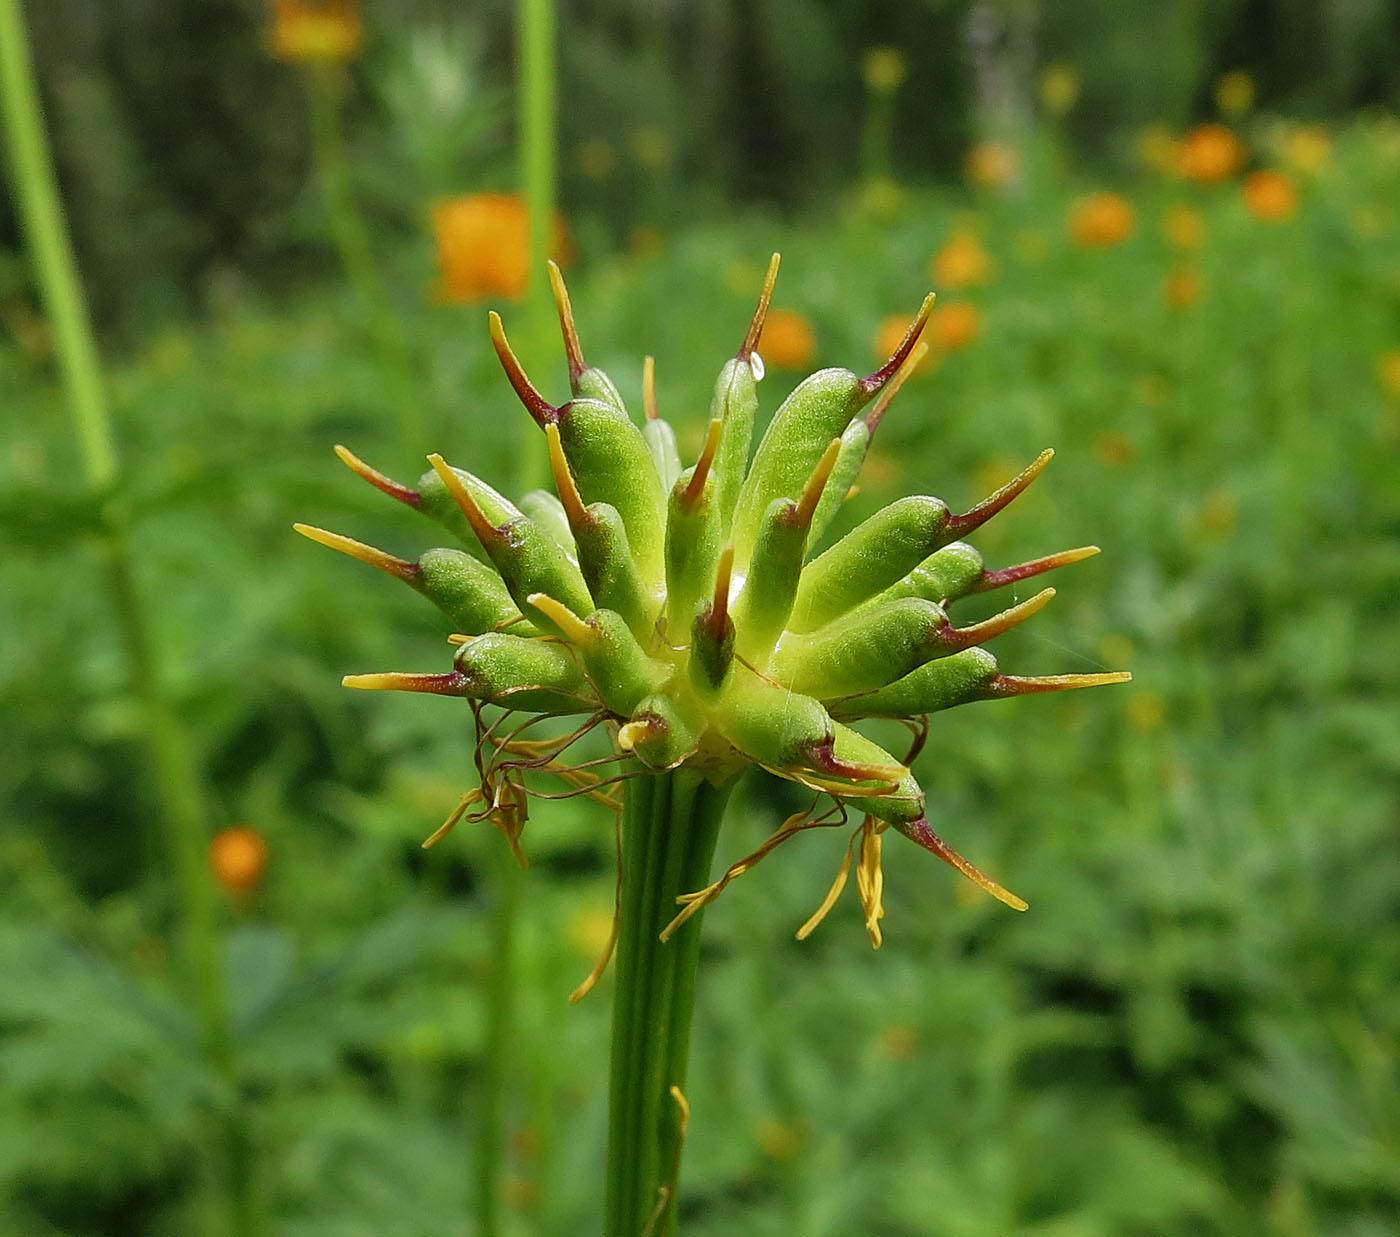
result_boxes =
[761,309,817,371]
[963,142,1019,189]
[1069,192,1136,249]
[431,193,567,304]
[270,0,362,66]
[931,232,992,290]
[210,827,269,896]
[1242,169,1298,222]
[927,301,981,351]
[1177,124,1244,184]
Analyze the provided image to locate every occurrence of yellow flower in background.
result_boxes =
[1378,350,1400,400]
[431,193,566,303]
[931,232,992,290]
[760,309,817,371]
[1162,265,1203,312]
[1242,169,1298,222]
[1280,124,1332,175]
[1137,125,1180,175]
[873,314,933,374]
[576,140,615,182]
[964,141,1019,189]
[862,47,907,95]
[1069,192,1136,249]
[928,301,981,352]
[1178,124,1244,183]
[270,0,362,65]
[210,826,269,896]
[631,127,673,170]
[1039,64,1081,115]
[1214,70,1256,117]
[1163,204,1205,250]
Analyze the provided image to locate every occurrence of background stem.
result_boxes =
[605,768,733,1236]
[0,1,255,1230]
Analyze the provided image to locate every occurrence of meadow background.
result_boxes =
[3,1,1400,1233]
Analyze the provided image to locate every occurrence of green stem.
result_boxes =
[302,65,424,451]
[0,3,256,1230]
[606,768,734,1236]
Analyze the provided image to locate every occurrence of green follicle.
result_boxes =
[709,253,779,532]
[529,595,668,717]
[454,630,598,713]
[548,260,628,413]
[664,418,724,637]
[618,694,700,770]
[416,461,523,559]
[519,489,577,557]
[775,588,1056,700]
[428,454,594,635]
[491,312,666,586]
[689,546,736,696]
[829,646,1001,719]
[293,524,528,636]
[731,437,842,662]
[713,672,837,774]
[641,356,682,491]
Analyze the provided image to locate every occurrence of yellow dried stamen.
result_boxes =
[426,453,497,545]
[796,841,855,940]
[794,437,843,529]
[678,417,723,511]
[421,788,484,848]
[547,260,587,384]
[293,523,418,582]
[570,802,624,1004]
[545,422,589,529]
[739,252,782,361]
[855,822,886,948]
[527,592,593,645]
[642,355,658,421]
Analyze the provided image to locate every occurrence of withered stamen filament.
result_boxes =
[739,252,781,361]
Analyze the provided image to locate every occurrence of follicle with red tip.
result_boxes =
[859,292,935,399]
[546,260,588,388]
[427,453,507,551]
[292,523,420,584]
[805,736,906,787]
[945,448,1055,540]
[333,444,421,508]
[690,546,737,692]
[342,670,470,696]
[546,422,591,533]
[678,418,723,513]
[989,670,1132,697]
[489,311,559,428]
[936,587,1056,653]
[738,253,781,362]
[899,816,1028,911]
[974,545,1099,594]
[863,341,929,437]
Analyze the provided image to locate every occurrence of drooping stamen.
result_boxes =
[859,292,936,399]
[488,311,559,427]
[805,735,907,786]
[944,448,1055,540]
[974,545,1099,593]
[794,437,843,529]
[333,444,421,508]
[855,822,886,948]
[989,670,1132,696]
[342,670,469,695]
[426,453,501,548]
[738,252,781,362]
[545,422,589,530]
[939,586,1056,652]
[642,355,658,421]
[678,417,723,512]
[901,816,1028,911]
[795,839,855,940]
[421,788,484,848]
[546,260,587,386]
[864,341,929,437]
[292,523,420,583]
[526,592,594,646]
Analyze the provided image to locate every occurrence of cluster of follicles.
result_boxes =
[297,256,1129,956]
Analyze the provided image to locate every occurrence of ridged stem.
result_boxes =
[605,767,734,1236]
[0,2,256,1231]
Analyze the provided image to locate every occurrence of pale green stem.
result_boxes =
[302,64,424,452]
[0,1,256,1231]
[605,768,734,1236]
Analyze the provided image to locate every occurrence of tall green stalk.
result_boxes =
[606,769,734,1237]
[0,2,255,1231]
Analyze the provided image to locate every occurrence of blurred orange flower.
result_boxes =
[270,0,362,65]
[761,308,817,371]
[1163,204,1205,250]
[928,301,981,351]
[964,141,1019,189]
[1177,124,1244,183]
[873,314,934,374]
[1242,169,1298,221]
[1378,350,1400,400]
[431,193,565,303]
[1069,192,1135,248]
[210,827,269,896]
[931,232,992,290]
[1162,265,1203,312]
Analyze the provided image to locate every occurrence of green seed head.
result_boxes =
[300,256,1129,938]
